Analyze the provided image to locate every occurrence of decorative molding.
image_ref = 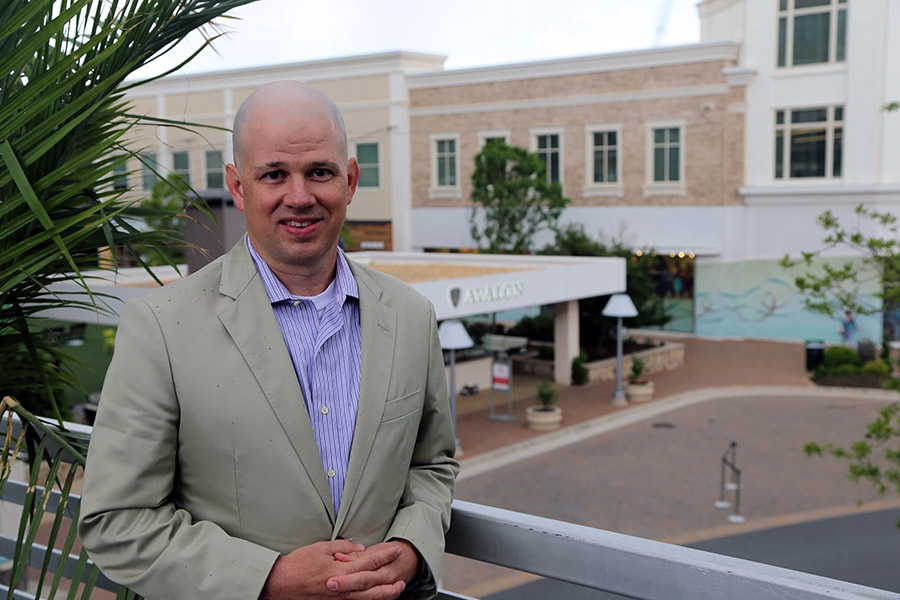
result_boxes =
[407,41,740,88]
[411,85,730,117]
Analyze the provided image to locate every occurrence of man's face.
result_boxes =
[226,105,358,282]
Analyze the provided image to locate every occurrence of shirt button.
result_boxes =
[320,406,329,415]
[327,469,336,478]
[293,300,301,307]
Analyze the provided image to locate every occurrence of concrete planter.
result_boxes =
[525,406,563,431]
[624,381,655,403]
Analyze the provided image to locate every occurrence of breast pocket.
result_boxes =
[381,389,422,423]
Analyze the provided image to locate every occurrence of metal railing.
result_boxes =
[3,415,899,600]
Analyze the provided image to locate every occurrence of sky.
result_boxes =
[142,0,703,77]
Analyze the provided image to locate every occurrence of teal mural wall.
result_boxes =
[694,257,882,343]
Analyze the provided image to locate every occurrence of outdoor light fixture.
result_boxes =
[602,293,638,407]
[439,319,474,451]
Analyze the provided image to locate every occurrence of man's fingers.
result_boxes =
[326,576,405,598]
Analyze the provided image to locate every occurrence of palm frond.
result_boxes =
[1,1,259,596]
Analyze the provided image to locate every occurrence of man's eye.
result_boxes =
[263,171,283,181]
[311,168,332,179]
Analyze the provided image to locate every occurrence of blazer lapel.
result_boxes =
[335,262,397,530]
[217,240,335,520]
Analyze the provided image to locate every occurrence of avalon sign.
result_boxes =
[448,281,525,309]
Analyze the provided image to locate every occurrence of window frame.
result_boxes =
[477,130,511,149]
[112,160,128,191]
[172,150,190,185]
[142,152,158,191]
[205,149,225,190]
[644,120,686,196]
[354,140,381,190]
[583,123,623,197]
[530,127,564,185]
[777,0,847,69]
[774,105,843,180]
[429,133,461,199]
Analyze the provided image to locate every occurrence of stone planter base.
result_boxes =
[624,381,655,403]
[525,406,563,431]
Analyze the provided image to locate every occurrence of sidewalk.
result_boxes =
[442,335,900,598]
[454,336,815,458]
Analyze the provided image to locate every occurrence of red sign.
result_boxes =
[492,363,511,391]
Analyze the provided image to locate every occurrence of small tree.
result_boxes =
[783,102,900,524]
[469,140,568,253]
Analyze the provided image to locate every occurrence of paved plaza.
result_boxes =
[440,336,900,598]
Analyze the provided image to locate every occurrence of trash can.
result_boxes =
[858,338,875,363]
[805,340,824,371]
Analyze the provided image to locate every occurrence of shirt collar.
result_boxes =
[246,236,359,306]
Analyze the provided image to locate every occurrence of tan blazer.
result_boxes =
[78,239,459,600]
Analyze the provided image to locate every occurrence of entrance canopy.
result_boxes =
[348,252,626,321]
[43,252,627,385]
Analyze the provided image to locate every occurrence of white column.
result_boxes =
[554,300,580,386]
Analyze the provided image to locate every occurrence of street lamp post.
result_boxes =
[602,294,638,407]
[438,319,474,452]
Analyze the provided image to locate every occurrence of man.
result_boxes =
[78,81,459,600]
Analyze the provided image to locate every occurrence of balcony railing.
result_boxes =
[2,414,899,600]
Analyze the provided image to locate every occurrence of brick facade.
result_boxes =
[410,59,745,210]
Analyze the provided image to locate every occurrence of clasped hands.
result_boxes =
[259,538,420,600]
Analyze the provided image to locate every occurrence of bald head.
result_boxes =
[231,81,348,168]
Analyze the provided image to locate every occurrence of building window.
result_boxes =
[436,138,457,186]
[534,133,561,183]
[429,134,461,199]
[172,150,190,184]
[644,121,685,196]
[584,125,623,197]
[652,127,680,182]
[205,150,224,189]
[774,106,843,179]
[778,0,847,68]
[355,142,379,188]
[112,162,128,191]
[142,152,158,191]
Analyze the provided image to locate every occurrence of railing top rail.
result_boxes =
[444,500,900,600]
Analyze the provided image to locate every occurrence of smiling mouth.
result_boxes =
[284,219,315,228]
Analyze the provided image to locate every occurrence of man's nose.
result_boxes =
[283,177,315,207]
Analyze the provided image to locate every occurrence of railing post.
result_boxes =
[713,441,746,523]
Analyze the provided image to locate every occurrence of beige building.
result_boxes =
[407,41,746,251]
[120,51,446,265]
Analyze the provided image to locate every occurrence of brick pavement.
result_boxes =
[441,336,900,598]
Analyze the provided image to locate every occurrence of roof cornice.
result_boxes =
[407,41,741,88]
[124,51,447,97]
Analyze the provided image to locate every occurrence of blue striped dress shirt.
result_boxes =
[247,238,362,514]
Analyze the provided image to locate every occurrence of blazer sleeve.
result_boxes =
[77,297,279,600]
[383,303,460,599]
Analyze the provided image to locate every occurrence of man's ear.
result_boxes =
[346,158,360,206]
[225,164,245,211]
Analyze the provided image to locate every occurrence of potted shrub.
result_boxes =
[624,356,655,402]
[525,380,562,430]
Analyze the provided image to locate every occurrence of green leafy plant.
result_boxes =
[628,356,648,385]
[0,0,259,596]
[822,345,861,369]
[535,380,559,410]
[861,360,892,378]
[571,349,588,386]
